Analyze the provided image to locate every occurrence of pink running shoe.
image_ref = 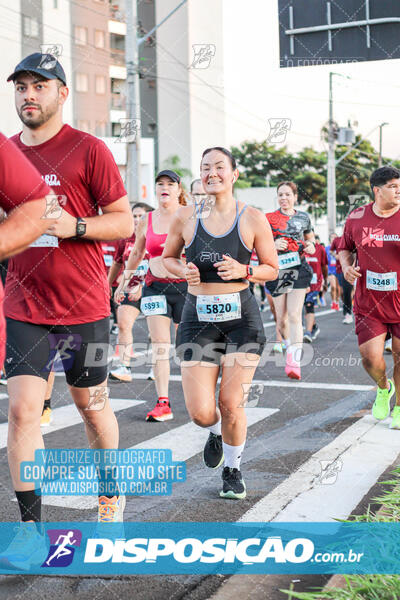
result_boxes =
[285,351,301,380]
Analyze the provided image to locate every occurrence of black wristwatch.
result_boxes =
[76,217,87,238]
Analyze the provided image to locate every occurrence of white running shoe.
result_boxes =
[109,364,132,382]
[343,314,353,324]
[385,338,392,353]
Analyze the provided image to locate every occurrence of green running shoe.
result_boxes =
[390,406,400,430]
[372,379,395,420]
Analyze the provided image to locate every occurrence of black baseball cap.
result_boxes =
[155,170,181,184]
[7,52,67,86]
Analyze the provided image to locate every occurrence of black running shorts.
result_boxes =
[120,294,141,311]
[5,317,109,387]
[176,287,266,364]
[141,280,187,324]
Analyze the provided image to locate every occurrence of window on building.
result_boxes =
[23,16,39,38]
[112,122,121,138]
[94,30,105,48]
[77,120,90,133]
[74,26,87,46]
[76,73,89,92]
[95,76,106,94]
[111,78,124,94]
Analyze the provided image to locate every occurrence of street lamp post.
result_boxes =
[125,0,188,203]
[378,122,389,167]
[327,72,351,235]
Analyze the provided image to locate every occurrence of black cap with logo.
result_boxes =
[7,52,67,86]
[155,170,181,184]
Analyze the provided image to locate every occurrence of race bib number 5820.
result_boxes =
[196,293,241,322]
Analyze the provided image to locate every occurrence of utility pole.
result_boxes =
[125,0,141,203]
[327,72,336,235]
[125,0,189,203]
[378,122,388,167]
[327,72,351,234]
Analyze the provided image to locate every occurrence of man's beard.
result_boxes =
[17,99,58,129]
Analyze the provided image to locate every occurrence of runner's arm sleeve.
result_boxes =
[0,133,53,259]
[86,139,127,207]
[0,133,51,212]
[338,221,355,252]
[321,247,328,267]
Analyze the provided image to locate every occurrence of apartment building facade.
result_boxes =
[0,0,227,198]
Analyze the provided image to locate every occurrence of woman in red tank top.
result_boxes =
[115,170,187,421]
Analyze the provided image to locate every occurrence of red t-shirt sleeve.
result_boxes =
[320,246,328,267]
[86,139,127,208]
[338,221,355,253]
[113,239,125,264]
[0,133,51,212]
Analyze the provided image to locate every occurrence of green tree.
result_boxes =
[159,155,192,180]
[230,135,395,225]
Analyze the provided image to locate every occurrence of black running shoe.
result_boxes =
[203,433,224,469]
[220,467,246,499]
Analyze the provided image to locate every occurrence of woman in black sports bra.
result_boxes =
[163,146,278,500]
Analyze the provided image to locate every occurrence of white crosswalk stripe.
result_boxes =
[0,398,145,450]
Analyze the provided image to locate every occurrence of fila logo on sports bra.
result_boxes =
[199,251,232,263]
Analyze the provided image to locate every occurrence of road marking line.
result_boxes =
[130,373,373,392]
[240,415,400,522]
[40,407,278,508]
[2,398,144,450]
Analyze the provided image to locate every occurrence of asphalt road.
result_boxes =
[0,293,397,599]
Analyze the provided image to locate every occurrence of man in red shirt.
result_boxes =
[0,132,54,366]
[3,53,133,558]
[303,240,328,342]
[339,166,400,429]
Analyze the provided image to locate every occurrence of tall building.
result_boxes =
[0,0,228,198]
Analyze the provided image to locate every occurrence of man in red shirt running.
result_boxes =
[2,53,133,564]
[339,166,400,429]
